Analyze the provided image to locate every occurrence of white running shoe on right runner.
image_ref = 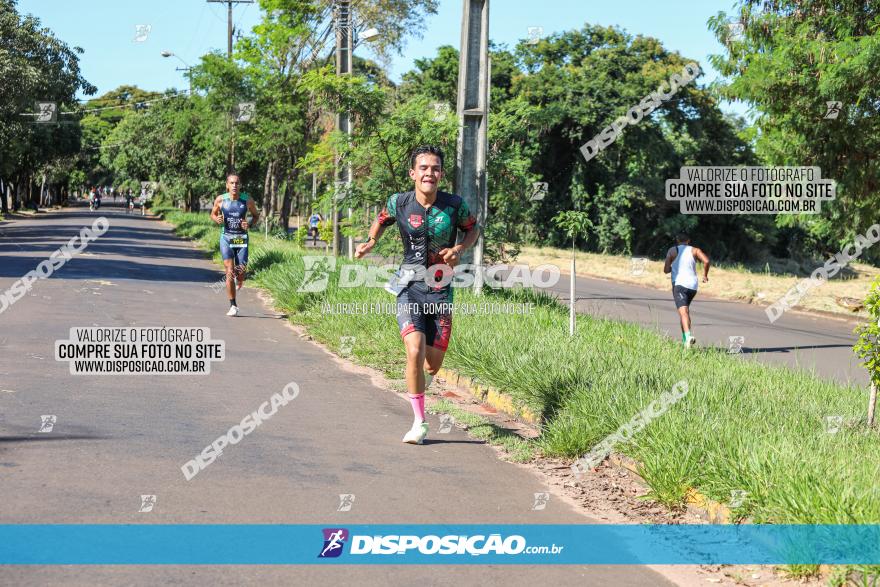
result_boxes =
[402,422,429,445]
[226,305,239,317]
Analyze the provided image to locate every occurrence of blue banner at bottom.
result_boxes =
[1,524,879,565]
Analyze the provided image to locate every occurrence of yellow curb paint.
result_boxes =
[685,488,732,524]
[437,368,541,425]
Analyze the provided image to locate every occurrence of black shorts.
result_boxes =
[673,285,697,308]
[395,287,452,351]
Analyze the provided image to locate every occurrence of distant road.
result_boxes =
[536,272,867,386]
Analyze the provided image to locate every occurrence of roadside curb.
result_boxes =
[436,367,542,426]
[605,453,736,524]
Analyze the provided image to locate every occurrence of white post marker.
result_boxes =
[569,254,576,336]
[868,381,877,428]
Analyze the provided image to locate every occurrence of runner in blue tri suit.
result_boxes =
[211,173,260,316]
[355,145,479,445]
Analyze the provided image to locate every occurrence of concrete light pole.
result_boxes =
[455,0,490,293]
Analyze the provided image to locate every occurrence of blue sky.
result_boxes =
[18,0,745,113]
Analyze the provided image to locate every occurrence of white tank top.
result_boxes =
[671,245,699,290]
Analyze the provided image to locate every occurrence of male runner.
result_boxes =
[355,145,479,445]
[663,232,710,348]
[308,211,323,243]
[211,173,260,316]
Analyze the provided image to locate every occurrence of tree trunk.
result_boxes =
[263,161,274,218]
[868,381,877,428]
[39,173,47,207]
[279,167,296,231]
[190,186,200,212]
[0,178,7,214]
[13,174,24,211]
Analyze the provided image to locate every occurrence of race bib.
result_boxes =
[228,235,248,248]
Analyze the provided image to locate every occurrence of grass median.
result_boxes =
[159,208,879,530]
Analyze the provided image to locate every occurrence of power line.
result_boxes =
[18,90,191,118]
[206,0,254,58]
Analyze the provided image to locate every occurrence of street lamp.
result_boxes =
[161,51,193,95]
[358,27,380,44]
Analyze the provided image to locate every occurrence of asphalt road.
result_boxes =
[538,268,867,387]
[0,204,675,586]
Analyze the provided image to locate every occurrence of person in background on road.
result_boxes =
[125,190,133,213]
[663,232,710,349]
[308,211,323,243]
[355,145,479,445]
[211,173,260,317]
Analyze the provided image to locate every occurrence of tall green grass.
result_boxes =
[160,209,880,528]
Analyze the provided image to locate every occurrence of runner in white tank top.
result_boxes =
[664,233,711,349]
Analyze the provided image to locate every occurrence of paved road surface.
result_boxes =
[0,205,674,586]
[538,270,867,387]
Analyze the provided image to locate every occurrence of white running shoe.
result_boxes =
[402,422,429,445]
[226,305,239,317]
[685,334,696,349]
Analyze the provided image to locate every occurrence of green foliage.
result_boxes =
[0,0,94,208]
[510,23,758,256]
[854,277,880,386]
[553,210,593,244]
[709,1,880,259]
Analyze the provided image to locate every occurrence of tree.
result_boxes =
[709,0,880,260]
[0,0,94,212]
[512,24,759,257]
[854,276,880,428]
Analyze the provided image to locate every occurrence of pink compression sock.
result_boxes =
[408,394,425,423]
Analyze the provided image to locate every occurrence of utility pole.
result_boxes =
[333,0,353,258]
[455,0,490,293]
[207,0,253,58]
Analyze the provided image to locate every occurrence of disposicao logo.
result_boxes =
[318,528,349,558]
[318,530,531,558]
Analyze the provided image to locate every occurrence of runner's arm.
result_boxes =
[693,247,711,282]
[245,198,260,229]
[210,196,224,225]
[354,217,391,259]
[355,198,397,259]
[440,202,479,267]
[663,247,677,274]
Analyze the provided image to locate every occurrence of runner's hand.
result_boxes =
[354,241,373,259]
[241,220,249,231]
[702,275,709,283]
[440,247,462,268]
